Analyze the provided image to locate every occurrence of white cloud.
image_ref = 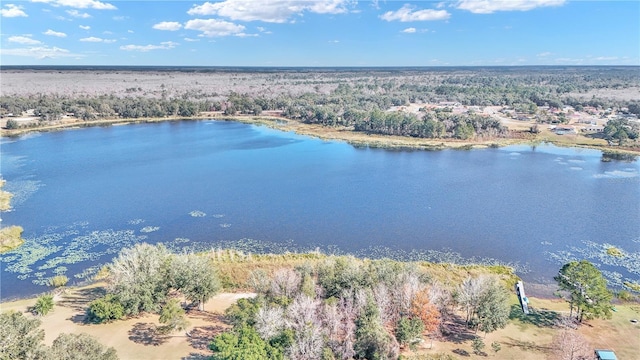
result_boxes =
[184,18,245,37]
[537,51,551,57]
[380,4,450,22]
[79,25,90,30]
[66,9,91,18]
[43,29,67,37]
[1,4,28,17]
[187,0,353,23]
[8,36,42,45]
[456,0,565,14]
[402,27,417,33]
[0,46,82,59]
[184,37,200,42]
[36,0,116,10]
[80,36,115,43]
[120,41,179,52]
[594,56,618,61]
[257,26,272,34]
[153,21,183,31]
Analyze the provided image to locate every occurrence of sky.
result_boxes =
[1,0,639,66]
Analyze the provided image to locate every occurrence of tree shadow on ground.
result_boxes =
[503,337,550,354]
[68,312,87,324]
[128,322,169,346]
[452,348,470,357]
[509,304,560,328]
[188,324,228,351]
[56,286,106,312]
[440,315,476,344]
[187,309,225,323]
[181,353,210,360]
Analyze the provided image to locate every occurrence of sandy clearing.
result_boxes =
[0,284,255,360]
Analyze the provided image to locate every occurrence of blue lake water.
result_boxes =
[1,120,639,300]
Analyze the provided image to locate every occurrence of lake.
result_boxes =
[1,120,639,300]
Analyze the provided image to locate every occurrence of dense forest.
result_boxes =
[2,67,639,144]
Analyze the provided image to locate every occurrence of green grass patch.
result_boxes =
[605,246,625,258]
[0,226,25,253]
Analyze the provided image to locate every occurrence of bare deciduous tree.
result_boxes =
[254,306,285,340]
[270,268,301,298]
[457,276,491,323]
[548,330,592,360]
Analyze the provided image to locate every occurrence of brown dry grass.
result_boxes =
[404,297,639,360]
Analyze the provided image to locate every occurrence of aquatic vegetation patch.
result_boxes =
[53,266,68,275]
[140,226,160,233]
[0,225,25,253]
[593,169,639,179]
[3,179,43,207]
[219,223,232,228]
[74,265,103,280]
[212,214,226,218]
[546,241,639,288]
[606,246,625,258]
[0,225,147,291]
[189,210,207,217]
[128,218,145,225]
[623,281,640,293]
[354,245,529,274]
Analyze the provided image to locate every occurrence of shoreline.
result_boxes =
[2,114,639,155]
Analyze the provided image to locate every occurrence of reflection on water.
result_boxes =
[1,120,639,299]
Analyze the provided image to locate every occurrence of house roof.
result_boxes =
[595,349,617,360]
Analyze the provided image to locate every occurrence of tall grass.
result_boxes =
[48,275,69,288]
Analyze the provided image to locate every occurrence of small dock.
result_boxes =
[515,281,529,314]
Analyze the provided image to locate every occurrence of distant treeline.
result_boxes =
[2,67,639,141]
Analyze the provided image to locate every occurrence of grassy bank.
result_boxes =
[3,114,638,155]
[206,249,519,290]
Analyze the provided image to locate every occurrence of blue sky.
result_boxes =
[1,0,639,66]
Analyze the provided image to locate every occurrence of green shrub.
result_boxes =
[224,297,260,328]
[33,295,54,316]
[87,294,124,323]
[395,316,424,350]
[472,337,485,355]
[5,119,19,129]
